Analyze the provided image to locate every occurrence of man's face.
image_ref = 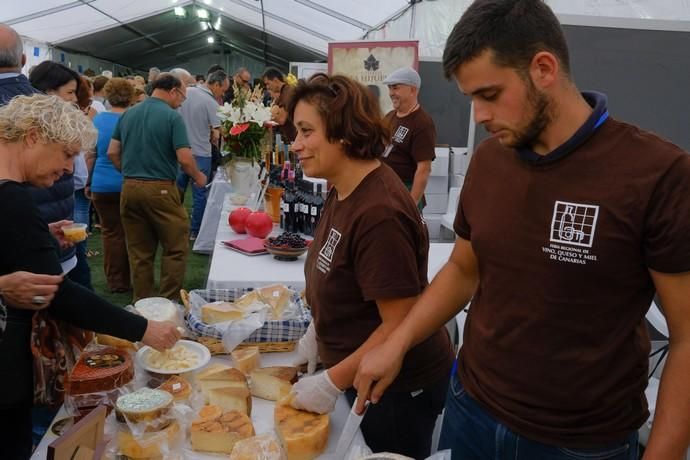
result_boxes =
[170,83,187,109]
[387,84,416,111]
[455,50,552,149]
[209,78,230,99]
[237,71,251,89]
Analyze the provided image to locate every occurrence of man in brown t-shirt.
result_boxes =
[355,1,690,459]
[382,67,436,208]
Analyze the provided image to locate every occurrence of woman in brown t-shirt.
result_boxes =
[287,73,454,459]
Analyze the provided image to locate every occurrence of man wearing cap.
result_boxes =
[382,67,436,210]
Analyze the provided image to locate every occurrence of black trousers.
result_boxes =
[0,407,33,459]
[346,375,449,460]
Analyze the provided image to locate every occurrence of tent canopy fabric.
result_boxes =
[3,0,690,70]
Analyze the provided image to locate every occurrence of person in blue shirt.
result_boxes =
[87,78,135,293]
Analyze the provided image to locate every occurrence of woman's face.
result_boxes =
[292,100,345,180]
[48,79,78,103]
[24,132,80,187]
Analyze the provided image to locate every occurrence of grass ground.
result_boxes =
[86,188,210,306]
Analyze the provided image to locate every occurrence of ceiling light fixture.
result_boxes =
[174,6,186,17]
[196,8,209,19]
[207,36,215,44]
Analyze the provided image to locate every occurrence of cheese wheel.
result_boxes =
[230,433,286,460]
[197,364,249,403]
[274,400,329,460]
[116,388,172,423]
[231,346,261,375]
[134,297,178,322]
[191,407,255,454]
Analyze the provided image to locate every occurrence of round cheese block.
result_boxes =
[116,388,173,423]
[134,297,178,323]
[67,347,133,395]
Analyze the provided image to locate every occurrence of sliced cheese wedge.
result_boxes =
[201,302,245,324]
[208,386,252,416]
[250,366,298,401]
[231,346,261,375]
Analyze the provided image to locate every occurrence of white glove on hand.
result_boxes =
[290,370,343,414]
[292,321,319,374]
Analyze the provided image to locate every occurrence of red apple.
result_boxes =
[228,207,252,234]
[245,211,273,238]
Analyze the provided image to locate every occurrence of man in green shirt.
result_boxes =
[108,73,206,301]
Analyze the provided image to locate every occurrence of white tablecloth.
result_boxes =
[31,351,367,459]
[207,194,455,290]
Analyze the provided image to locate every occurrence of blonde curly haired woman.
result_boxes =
[0,94,180,458]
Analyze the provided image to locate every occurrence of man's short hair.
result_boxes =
[0,24,24,69]
[207,69,228,86]
[207,64,225,75]
[152,73,183,91]
[442,0,570,79]
[262,67,284,82]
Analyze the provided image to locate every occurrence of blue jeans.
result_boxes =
[69,189,92,290]
[176,155,211,234]
[439,373,639,460]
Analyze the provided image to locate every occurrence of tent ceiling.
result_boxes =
[2,0,411,70]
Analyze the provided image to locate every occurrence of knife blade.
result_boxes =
[333,397,369,459]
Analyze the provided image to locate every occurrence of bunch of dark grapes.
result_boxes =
[267,232,307,249]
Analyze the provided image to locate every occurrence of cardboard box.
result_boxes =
[423,214,442,240]
[450,174,465,189]
[450,147,469,175]
[425,193,448,214]
[426,175,449,194]
[431,147,450,177]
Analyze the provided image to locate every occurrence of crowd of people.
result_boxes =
[2,0,690,458]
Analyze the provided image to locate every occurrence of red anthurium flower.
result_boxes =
[229,123,250,136]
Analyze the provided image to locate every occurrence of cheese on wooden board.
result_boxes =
[230,433,286,460]
[274,399,329,460]
[250,366,298,401]
[231,346,261,374]
[190,407,255,454]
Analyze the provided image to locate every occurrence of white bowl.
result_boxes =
[136,340,211,375]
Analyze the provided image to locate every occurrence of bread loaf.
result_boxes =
[250,366,298,401]
[274,399,329,460]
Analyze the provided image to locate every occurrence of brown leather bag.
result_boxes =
[31,310,93,407]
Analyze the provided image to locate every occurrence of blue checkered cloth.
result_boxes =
[185,288,311,343]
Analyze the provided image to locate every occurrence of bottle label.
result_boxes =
[311,206,317,216]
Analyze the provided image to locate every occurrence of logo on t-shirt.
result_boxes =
[392,126,409,144]
[550,201,599,247]
[542,201,600,266]
[316,228,342,273]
